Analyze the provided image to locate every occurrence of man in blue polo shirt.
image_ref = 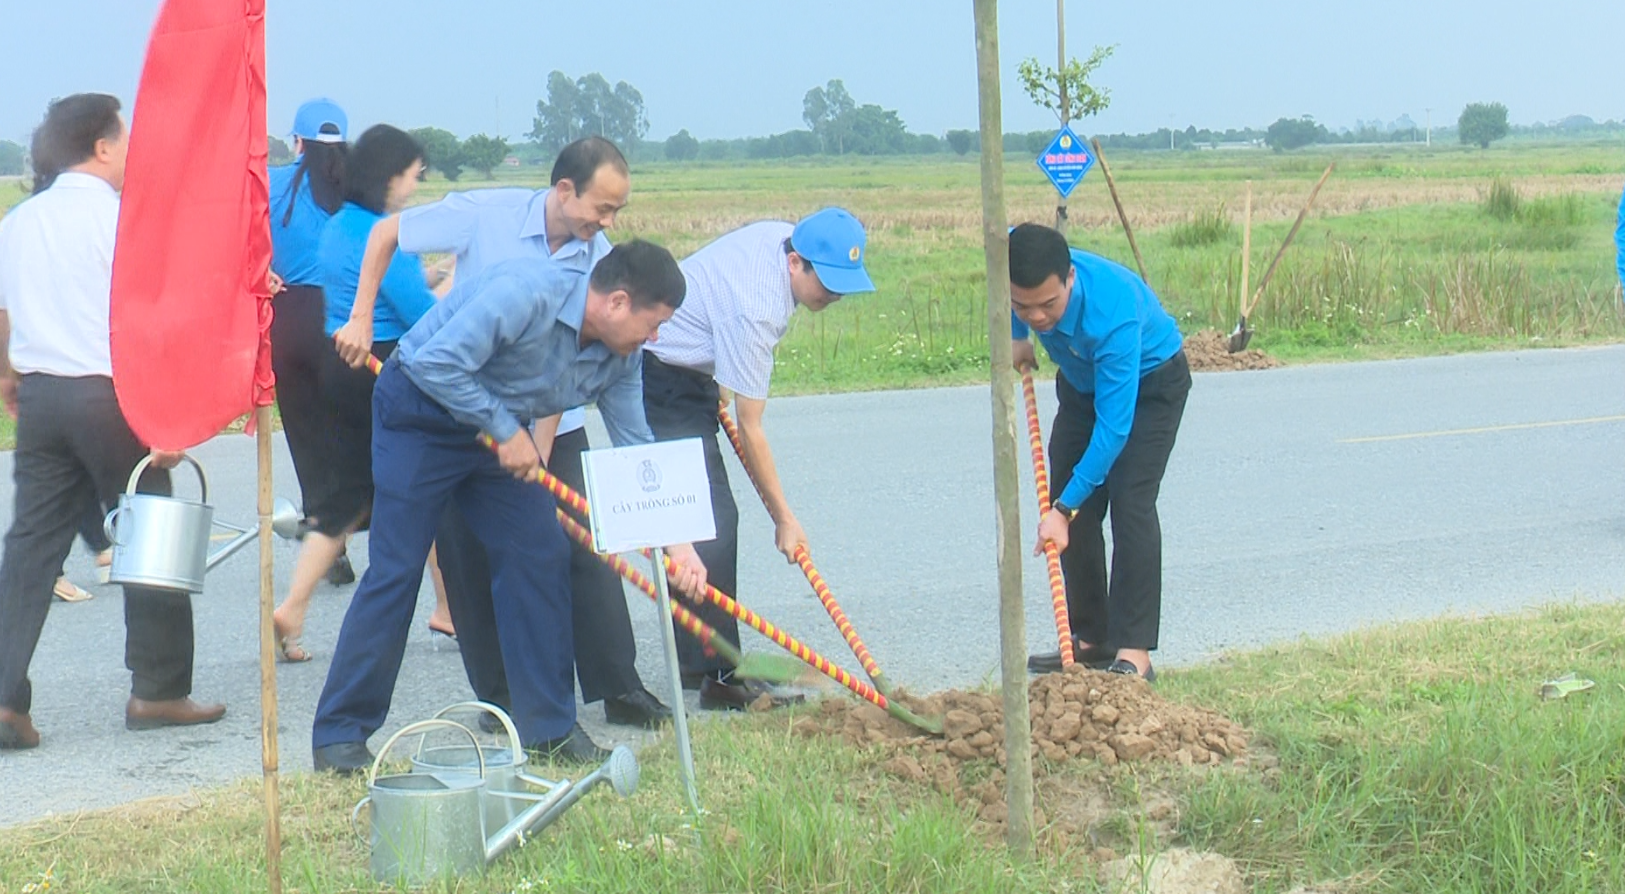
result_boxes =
[1009,223,1190,682]
[1615,183,1624,292]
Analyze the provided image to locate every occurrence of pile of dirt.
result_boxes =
[1183,328,1280,372]
[793,665,1251,827]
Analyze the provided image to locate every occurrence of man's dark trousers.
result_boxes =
[640,354,740,680]
[0,374,184,714]
[311,360,576,749]
[438,427,643,710]
[1048,350,1191,653]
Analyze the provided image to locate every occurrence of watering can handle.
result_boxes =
[428,701,524,769]
[368,719,485,786]
[349,796,371,845]
[103,505,131,548]
[122,452,208,503]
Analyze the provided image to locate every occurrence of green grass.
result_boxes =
[1163,600,1625,893]
[5,600,1625,891]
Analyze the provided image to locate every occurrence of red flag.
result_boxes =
[111,0,271,451]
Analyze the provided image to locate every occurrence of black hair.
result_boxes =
[343,125,422,215]
[283,126,346,226]
[30,93,122,194]
[781,236,815,272]
[1008,223,1073,289]
[550,136,627,195]
[589,239,686,311]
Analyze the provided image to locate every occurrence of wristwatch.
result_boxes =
[1052,501,1079,521]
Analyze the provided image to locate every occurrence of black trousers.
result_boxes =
[439,426,644,707]
[271,284,333,518]
[1049,351,1191,652]
[641,354,741,679]
[0,375,187,713]
[308,340,397,537]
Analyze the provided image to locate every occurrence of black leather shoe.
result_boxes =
[529,723,610,764]
[326,552,356,586]
[603,687,671,728]
[699,678,805,712]
[1027,638,1114,673]
[1106,659,1157,683]
[313,741,375,775]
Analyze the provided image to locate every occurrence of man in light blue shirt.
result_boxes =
[311,242,708,774]
[1010,223,1190,683]
[331,137,673,730]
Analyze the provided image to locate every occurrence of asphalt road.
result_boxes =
[3,345,1623,826]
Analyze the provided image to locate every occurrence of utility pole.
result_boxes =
[973,0,1035,859]
[1054,0,1068,234]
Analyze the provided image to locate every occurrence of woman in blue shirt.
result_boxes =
[273,125,439,662]
[269,99,352,584]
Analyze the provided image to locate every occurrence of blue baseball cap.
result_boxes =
[790,207,875,295]
[290,98,348,144]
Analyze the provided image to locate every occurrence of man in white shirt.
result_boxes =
[643,207,876,710]
[0,94,224,750]
[331,136,672,736]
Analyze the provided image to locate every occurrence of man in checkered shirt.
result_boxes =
[642,207,875,711]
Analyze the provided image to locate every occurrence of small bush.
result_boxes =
[1482,177,1521,220]
[1516,193,1586,228]
[1169,205,1234,248]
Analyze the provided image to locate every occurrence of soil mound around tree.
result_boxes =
[794,665,1251,827]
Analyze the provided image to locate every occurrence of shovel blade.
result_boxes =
[1227,317,1253,353]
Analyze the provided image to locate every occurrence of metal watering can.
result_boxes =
[410,702,532,834]
[103,454,300,594]
[354,716,640,886]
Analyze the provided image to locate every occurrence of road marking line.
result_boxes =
[1339,414,1625,444]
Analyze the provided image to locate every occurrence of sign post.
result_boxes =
[582,437,715,815]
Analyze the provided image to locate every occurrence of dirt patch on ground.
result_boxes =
[794,665,1251,838]
[1183,328,1281,372]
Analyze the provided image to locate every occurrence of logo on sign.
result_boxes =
[1059,134,1073,150]
[638,460,662,493]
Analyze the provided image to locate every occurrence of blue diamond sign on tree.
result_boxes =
[1036,125,1095,199]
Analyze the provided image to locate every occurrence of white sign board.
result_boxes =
[581,438,716,554]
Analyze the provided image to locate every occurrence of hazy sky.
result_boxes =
[3,0,1621,145]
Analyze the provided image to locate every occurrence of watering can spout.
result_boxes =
[484,745,639,865]
[203,497,302,571]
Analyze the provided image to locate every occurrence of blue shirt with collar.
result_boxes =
[1012,248,1183,510]
[395,257,654,448]
[1615,182,1625,291]
[318,203,438,340]
[268,162,333,285]
[398,186,612,435]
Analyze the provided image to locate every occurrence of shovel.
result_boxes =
[1229,162,1336,353]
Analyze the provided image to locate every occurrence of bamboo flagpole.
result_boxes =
[255,405,282,894]
[973,0,1036,856]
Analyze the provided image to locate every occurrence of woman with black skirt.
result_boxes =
[272,125,445,662]
[269,98,358,584]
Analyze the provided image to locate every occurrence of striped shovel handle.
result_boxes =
[553,510,746,667]
[717,405,891,692]
[1022,373,1075,668]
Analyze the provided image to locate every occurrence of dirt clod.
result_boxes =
[1182,328,1280,372]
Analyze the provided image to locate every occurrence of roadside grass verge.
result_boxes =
[5,600,1624,892]
[1165,599,1625,893]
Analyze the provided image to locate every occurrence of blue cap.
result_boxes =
[291,98,348,144]
[790,207,875,295]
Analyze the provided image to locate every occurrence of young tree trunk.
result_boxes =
[973,0,1035,858]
